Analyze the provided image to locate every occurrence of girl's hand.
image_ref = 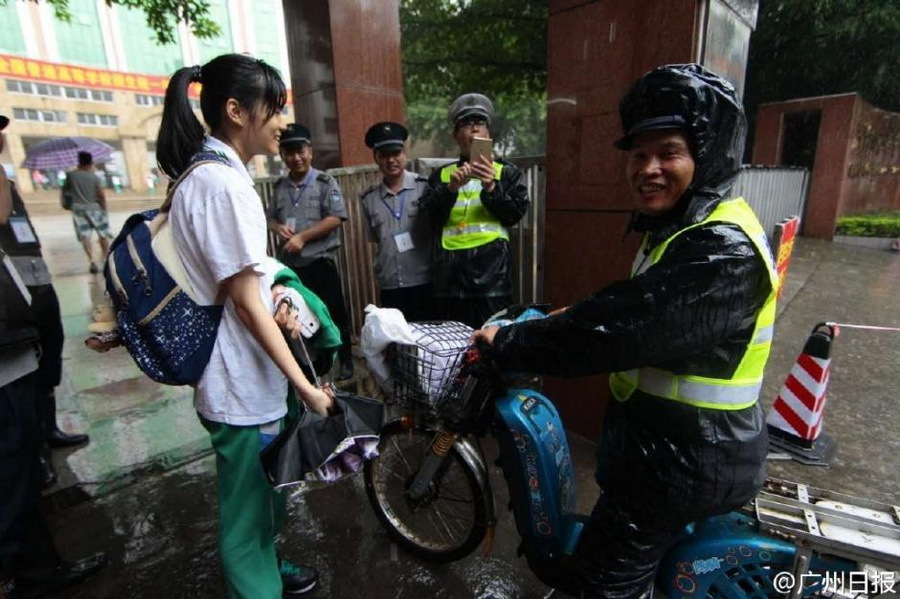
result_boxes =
[273,296,301,339]
[300,384,334,416]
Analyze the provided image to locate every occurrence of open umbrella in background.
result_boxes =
[22,136,115,170]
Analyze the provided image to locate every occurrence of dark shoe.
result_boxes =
[336,361,354,381]
[47,429,90,449]
[89,263,99,274]
[18,552,107,593]
[279,560,317,595]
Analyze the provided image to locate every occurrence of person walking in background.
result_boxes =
[419,93,529,329]
[267,124,355,380]
[156,55,333,598]
[62,151,112,274]
[360,121,435,322]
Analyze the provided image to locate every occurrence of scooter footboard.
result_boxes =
[492,389,583,561]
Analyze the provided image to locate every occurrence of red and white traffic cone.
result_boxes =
[766,323,839,465]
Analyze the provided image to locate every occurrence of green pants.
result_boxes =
[201,416,286,599]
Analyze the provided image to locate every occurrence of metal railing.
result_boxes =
[256,157,546,340]
[734,166,810,239]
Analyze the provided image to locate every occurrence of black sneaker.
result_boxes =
[279,560,317,595]
[89,263,99,274]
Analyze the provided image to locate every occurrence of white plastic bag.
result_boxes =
[360,304,417,387]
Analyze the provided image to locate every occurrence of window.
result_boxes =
[13,108,67,124]
[0,1,26,54]
[77,112,118,127]
[136,94,165,107]
[34,83,62,97]
[7,79,111,102]
[65,86,88,100]
[7,80,34,94]
[118,5,184,75]
[53,0,107,67]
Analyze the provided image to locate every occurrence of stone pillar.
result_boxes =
[544,0,758,438]
[281,0,404,169]
[121,136,148,192]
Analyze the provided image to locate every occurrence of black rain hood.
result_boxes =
[618,64,747,239]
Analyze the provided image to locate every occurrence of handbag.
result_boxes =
[260,390,384,490]
[60,186,73,210]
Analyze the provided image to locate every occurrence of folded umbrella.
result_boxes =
[22,137,114,170]
[260,390,385,490]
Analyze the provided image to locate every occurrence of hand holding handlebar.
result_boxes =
[471,325,500,348]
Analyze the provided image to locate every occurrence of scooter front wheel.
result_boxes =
[364,423,488,563]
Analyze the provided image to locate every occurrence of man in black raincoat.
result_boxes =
[419,93,530,329]
[474,64,777,598]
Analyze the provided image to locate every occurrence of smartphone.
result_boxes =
[469,136,493,163]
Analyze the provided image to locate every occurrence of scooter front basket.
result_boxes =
[390,321,473,410]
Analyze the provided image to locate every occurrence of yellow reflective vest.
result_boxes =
[439,162,508,250]
[609,198,778,410]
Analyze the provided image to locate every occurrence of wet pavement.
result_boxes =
[25,193,900,598]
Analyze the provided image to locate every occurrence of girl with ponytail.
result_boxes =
[156,54,329,597]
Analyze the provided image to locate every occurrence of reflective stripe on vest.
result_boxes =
[440,162,508,250]
[609,198,779,410]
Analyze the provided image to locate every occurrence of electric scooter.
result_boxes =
[363,319,900,598]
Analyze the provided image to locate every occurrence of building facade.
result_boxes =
[0,0,294,192]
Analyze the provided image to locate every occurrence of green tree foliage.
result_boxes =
[746,0,900,113]
[9,0,220,44]
[401,0,547,156]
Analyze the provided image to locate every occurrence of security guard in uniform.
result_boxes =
[267,124,354,380]
[419,93,529,329]
[473,65,775,598]
[360,122,435,321]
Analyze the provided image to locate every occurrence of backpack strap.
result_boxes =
[159,153,232,213]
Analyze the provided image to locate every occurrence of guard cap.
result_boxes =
[364,121,408,151]
[280,123,311,148]
[449,93,493,127]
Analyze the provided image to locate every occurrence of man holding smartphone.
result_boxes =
[419,93,529,329]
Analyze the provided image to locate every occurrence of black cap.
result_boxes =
[613,115,688,150]
[0,115,8,131]
[365,121,408,151]
[280,123,311,148]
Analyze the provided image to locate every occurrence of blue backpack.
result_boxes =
[104,153,230,385]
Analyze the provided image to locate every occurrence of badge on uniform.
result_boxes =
[393,231,414,253]
[330,189,343,205]
[9,216,38,245]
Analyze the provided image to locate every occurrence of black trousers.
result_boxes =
[0,372,61,579]
[380,283,437,323]
[28,285,65,435]
[291,258,352,367]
